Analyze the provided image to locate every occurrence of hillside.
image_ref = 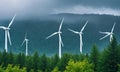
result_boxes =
[0,13,120,56]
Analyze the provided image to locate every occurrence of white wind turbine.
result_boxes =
[0,15,16,52]
[46,18,64,58]
[21,33,29,56]
[68,21,88,54]
[99,23,116,42]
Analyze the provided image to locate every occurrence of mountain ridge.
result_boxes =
[0,13,120,56]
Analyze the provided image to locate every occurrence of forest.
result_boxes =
[0,37,120,72]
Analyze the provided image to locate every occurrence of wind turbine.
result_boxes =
[0,14,16,52]
[68,21,88,54]
[99,23,116,42]
[46,18,64,58]
[21,33,29,56]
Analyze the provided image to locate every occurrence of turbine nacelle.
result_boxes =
[110,32,113,35]
[5,28,10,30]
[79,32,83,35]
[25,39,29,42]
[58,31,62,34]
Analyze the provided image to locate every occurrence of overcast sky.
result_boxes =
[0,0,120,19]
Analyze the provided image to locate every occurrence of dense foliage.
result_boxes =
[0,37,120,72]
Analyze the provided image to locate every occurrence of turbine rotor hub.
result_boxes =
[5,28,10,30]
[58,32,62,34]
[110,32,113,35]
[79,32,83,34]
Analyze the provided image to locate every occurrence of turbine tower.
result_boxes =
[68,21,88,54]
[99,23,116,42]
[46,18,64,58]
[0,14,16,52]
[21,33,29,56]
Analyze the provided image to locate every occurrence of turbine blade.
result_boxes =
[7,31,12,45]
[99,31,110,34]
[21,39,25,46]
[80,20,88,32]
[68,28,79,34]
[59,34,64,47]
[99,34,110,40]
[0,26,6,29]
[8,14,16,28]
[46,32,58,39]
[111,22,116,33]
[0,26,3,28]
[59,18,64,31]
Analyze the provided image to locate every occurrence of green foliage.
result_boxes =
[64,59,94,72]
[5,64,26,72]
[0,65,4,72]
[118,64,120,72]
[100,37,119,72]
[8,52,14,64]
[26,56,33,72]
[1,51,9,67]
[58,53,72,72]
[0,36,120,72]
[0,64,26,72]
[16,53,26,68]
[52,67,60,72]
[90,44,99,72]
[49,54,59,71]
[39,54,48,72]
[0,52,2,65]
[33,51,40,72]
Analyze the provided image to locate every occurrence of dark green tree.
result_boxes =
[1,50,9,67]
[26,56,33,72]
[39,54,48,72]
[58,53,71,72]
[101,37,119,72]
[49,54,59,71]
[72,53,85,61]
[118,64,120,72]
[8,51,14,64]
[0,51,2,65]
[16,53,26,68]
[33,51,39,72]
[89,44,99,72]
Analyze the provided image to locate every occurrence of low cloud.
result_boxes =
[53,5,120,16]
[0,0,120,19]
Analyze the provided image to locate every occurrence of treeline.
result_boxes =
[0,37,120,72]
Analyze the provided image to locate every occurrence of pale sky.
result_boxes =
[0,0,120,19]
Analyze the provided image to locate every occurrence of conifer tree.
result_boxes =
[33,51,39,72]
[90,44,99,72]
[8,52,14,64]
[50,54,59,71]
[16,53,26,68]
[0,51,2,65]
[26,56,33,72]
[58,53,71,72]
[1,50,9,67]
[101,37,119,72]
[39,54,48,72]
